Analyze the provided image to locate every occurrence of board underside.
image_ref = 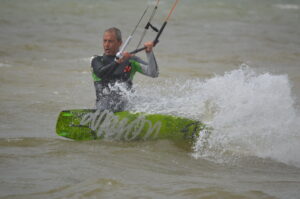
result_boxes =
[56,109,207,145]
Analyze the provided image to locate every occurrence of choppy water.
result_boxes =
[1,0,300,198]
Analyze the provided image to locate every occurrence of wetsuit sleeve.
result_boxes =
[134,51,159,78]
[91,55,119,79]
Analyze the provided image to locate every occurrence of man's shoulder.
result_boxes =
[90,55,103,68]
[90,55,102,63]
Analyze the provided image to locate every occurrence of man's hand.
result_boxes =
[144,41,154,53]
[115,51,133,64]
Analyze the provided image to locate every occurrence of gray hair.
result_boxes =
[104,27,122,42]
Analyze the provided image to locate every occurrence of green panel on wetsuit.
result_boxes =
[92,72,101,81]
[129,59,142,80]
[56,109,210,149]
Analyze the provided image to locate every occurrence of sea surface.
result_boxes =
[1,0,300,198]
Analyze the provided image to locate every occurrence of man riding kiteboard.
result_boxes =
[91,0,179,112]
[91,27,159,112]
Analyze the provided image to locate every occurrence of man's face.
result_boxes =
[103,31,122,56]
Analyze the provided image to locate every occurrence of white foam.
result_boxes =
[274,4,299,10]
[192,66,300,167]
[129,66,300,167]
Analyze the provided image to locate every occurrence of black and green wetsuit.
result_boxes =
[91,52,158,112]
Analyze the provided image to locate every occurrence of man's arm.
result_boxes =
[91,56,119,79]
[132,41,159,77]
[133,51,159,78]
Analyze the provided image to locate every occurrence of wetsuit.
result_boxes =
[91,51,158,112]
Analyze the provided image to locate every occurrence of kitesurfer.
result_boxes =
[91,27,159,112]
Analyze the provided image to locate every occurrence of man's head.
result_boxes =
[103,27,122,56]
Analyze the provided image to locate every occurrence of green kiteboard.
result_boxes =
[56,109,208,146]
